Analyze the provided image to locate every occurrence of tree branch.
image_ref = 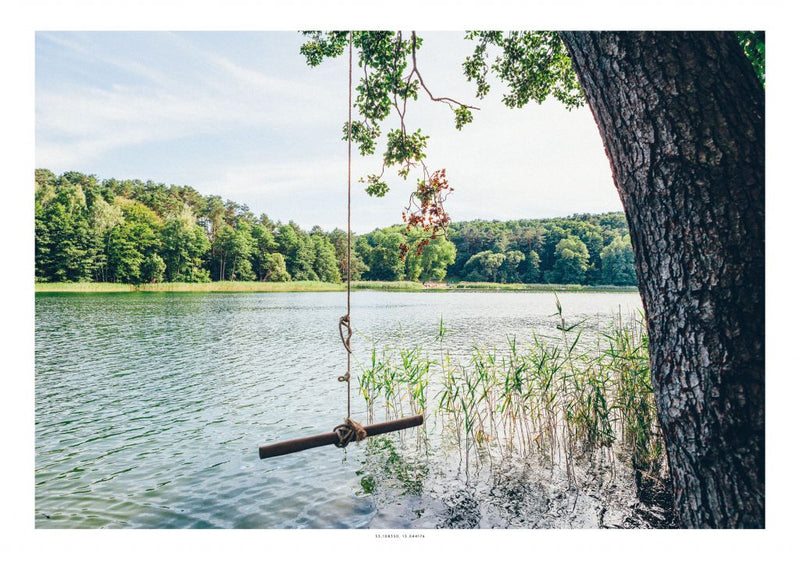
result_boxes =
[409,31,480,111]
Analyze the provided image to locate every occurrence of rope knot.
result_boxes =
[339,314,353,353]
[333,417,367,448]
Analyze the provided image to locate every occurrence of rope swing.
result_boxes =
[330,30,366,449]
[259,31,423,461]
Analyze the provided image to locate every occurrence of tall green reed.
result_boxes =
[355,303,665,485]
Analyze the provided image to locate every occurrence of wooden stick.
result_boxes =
[258,414,424,459]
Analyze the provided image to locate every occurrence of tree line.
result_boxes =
[446,214,636,285]
[34,169,637,286]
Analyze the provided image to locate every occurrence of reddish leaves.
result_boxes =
[400,169,453,260]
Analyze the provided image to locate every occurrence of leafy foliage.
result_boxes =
[600,235,637,286]
[442,213,635,285]
[736,31,765,86]
[553,236,590,284]
[463,250,506,282]
[300,30,478,246]
[34,170,354,285]
[34,169,636,287]
[463,31,584,109]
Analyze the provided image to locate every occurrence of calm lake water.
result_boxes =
[35,290,652,529]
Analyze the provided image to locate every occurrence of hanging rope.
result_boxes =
[333,31,365,449]
[258,32,423,461]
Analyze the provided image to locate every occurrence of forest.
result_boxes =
[34,169,637,287]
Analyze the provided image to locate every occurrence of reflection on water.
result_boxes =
[35,290,661,529]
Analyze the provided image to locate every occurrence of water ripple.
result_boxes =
[36,290,643,528]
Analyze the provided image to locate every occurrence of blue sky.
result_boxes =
[35,30,623,233]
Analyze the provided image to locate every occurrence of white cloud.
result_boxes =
[36,32,341,169]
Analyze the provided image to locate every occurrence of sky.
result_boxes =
[34,30,623,233]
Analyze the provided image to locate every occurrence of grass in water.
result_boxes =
[355,304,665,491]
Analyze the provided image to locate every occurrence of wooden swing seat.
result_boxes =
[259,414,423,459]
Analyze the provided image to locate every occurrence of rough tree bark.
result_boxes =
[558,32,765,528]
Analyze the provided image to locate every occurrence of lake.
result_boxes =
[35,290,660,529]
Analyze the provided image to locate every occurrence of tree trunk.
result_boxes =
[559,32,764,528]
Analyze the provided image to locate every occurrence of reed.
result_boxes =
[357,346,383,422]
[399,346,430,416]
[355,303,666,487]
[602,311,662,473]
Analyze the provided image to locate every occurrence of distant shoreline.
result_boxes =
[34,281,639,294]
